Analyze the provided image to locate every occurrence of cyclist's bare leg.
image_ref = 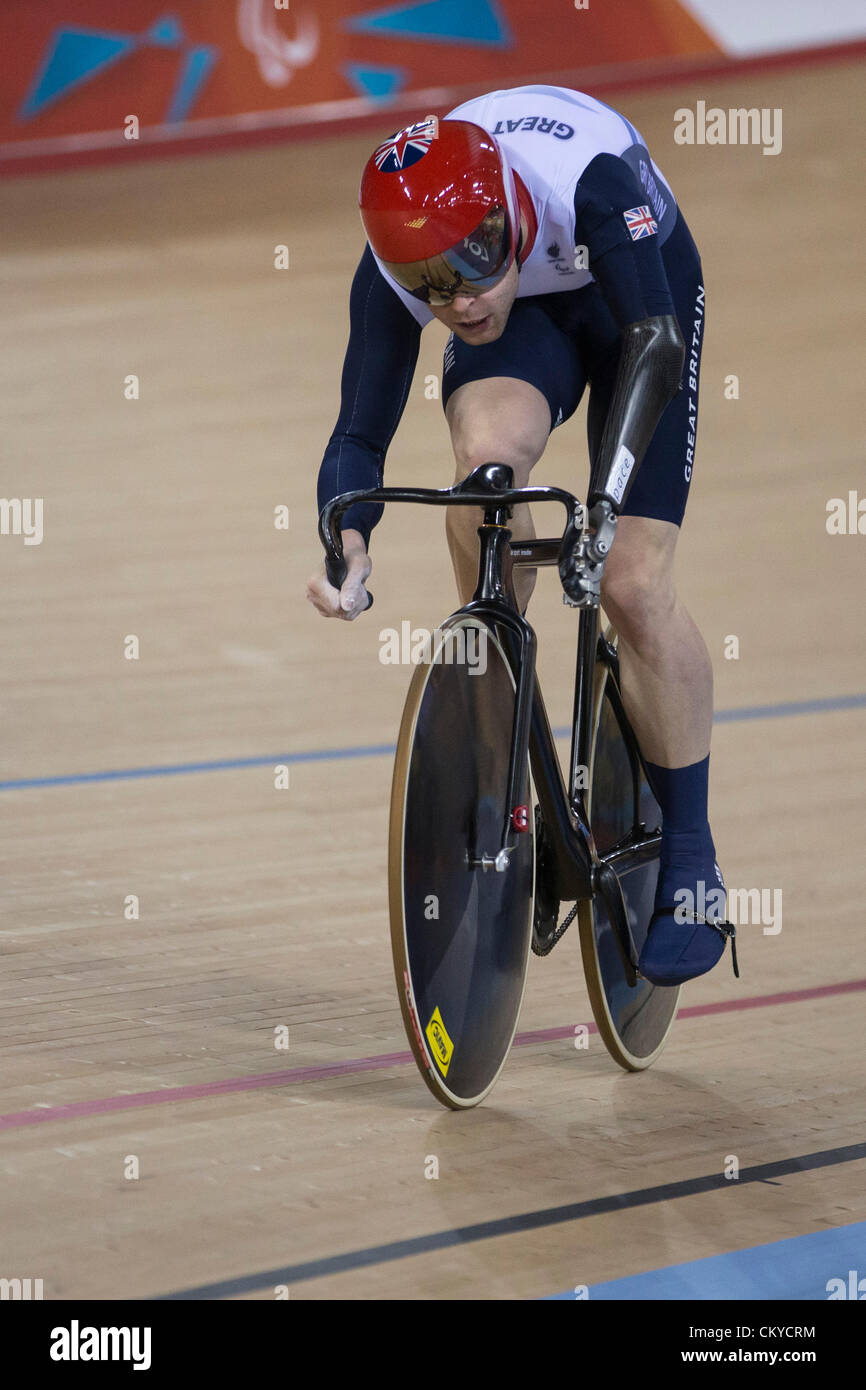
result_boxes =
[600,514,712,770]
[444,377,550,612]
[603,515,732,984]
[445,379,711,770]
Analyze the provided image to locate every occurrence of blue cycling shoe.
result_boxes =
[638,828,739,986]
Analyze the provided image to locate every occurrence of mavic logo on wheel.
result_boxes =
[425,1007,454,1076]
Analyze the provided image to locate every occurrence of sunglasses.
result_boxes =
[383,205,512,305]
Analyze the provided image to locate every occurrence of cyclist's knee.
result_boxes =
[601,529,676,648]
[451,436,541,487]
[446,379,549,485]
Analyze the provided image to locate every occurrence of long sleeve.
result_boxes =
[317,244,423,545]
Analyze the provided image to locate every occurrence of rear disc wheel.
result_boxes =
[577,632,679,1070]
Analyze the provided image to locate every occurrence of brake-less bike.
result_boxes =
[320,463,693,1108]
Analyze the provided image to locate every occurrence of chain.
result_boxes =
[531,901,580,958]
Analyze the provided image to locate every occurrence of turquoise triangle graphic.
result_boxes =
[345,0,511,47]
[344,64,406,99]
[147,15,185,48]
[165,45,218,123]
[19,28,137,121]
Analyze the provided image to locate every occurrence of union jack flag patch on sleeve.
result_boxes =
[623,205,658,240]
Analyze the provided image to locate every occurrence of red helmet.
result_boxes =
[359,117,520,304]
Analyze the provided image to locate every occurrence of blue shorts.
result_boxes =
[441,212,705,527]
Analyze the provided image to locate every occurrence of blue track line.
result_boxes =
[1,692,863,792]
[0,745,398,791]
[546,1220,866,1300]
[713,692,866,723]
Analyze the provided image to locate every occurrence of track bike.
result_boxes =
[320,463,688,1109]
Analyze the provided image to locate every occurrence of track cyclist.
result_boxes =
[306,84,736,987]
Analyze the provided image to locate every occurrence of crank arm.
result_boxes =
[593,859,639,988]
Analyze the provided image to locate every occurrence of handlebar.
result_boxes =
[318,463,615,611]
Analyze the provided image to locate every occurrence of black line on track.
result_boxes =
[156,1139,866,1299]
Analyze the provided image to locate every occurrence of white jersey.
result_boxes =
[373,84,678,327]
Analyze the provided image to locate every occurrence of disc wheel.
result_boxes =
[577,632,679,1070]
[389,616,534,1108]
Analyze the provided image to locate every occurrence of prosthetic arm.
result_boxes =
[560,155,686,607]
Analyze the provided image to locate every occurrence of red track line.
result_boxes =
[1,978,863,1133]
[2,39,864,177]
[677,978,866,1016]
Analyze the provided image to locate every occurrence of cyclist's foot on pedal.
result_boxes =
[638,826,738,986]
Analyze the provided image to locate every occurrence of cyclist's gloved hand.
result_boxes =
[306,529,372,620]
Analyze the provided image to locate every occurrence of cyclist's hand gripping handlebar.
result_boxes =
[320,496,374,612]
[322,544,369,606]
[324,550,374,612]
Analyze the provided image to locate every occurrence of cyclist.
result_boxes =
[307,85,733,987]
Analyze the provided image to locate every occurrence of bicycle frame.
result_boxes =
[464,521,596,899]
[319,463,661,972]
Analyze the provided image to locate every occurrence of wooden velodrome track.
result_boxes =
[1,57,864,1302]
